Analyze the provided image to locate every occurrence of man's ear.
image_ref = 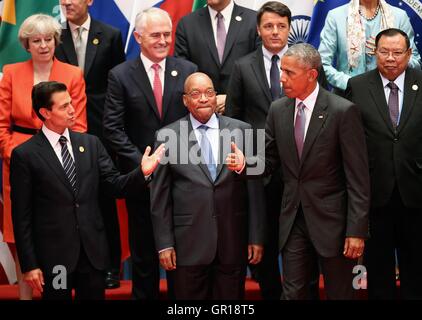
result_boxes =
[308,68,319,82]
[39,107,50,120]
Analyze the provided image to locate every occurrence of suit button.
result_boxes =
[75,203,79,208]
[76,224,79,229]
[393,138,398,143]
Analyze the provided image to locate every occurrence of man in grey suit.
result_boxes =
[227,44,370,299]
[175,0,260,114]
[150,72,265,300]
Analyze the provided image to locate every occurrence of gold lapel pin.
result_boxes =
[235,16,242,22]
[79,146,85,153]
[412,84,418,91]
[171,70,178,77]
[93,38,99,45]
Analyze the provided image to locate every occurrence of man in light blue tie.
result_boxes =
[227,43,370,300]
[150,72,266,300]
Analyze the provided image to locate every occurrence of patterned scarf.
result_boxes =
[347,0,395,68]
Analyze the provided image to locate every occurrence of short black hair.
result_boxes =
[32,81,68,121]
[375,28,410,50]
[257,1,292,27]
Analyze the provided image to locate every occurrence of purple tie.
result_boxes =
[294,102,306,159]
[387,81,399,128]
[216,12,226,63]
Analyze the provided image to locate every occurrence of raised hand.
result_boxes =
[225,142,245,172]
[141,143,165,176]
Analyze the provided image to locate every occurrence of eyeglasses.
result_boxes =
[185,89,216,99]
[377,49,408,58]
[261,23,289,32]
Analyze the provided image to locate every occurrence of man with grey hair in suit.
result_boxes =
[227,43,370,300]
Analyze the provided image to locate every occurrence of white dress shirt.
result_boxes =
[140,53,166,95]
[42,125,74,167]
[294,83,320,139]
[380,71,405,124]
[208,1,234,48]
[190,113,220,165]
[262,45,288,89]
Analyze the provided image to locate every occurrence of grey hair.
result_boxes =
[284,43,321,70]
[18,14,62,50]
[134,7,172,34]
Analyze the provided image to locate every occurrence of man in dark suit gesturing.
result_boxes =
[175,0,260,114]
[55,0,126,289]
[103,8,197,300]
[227,44,370,299]
[150,73,265,300]
[346,28,422,299]
[10,81,164,300]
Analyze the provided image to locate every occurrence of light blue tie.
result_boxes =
[198,125,217,181]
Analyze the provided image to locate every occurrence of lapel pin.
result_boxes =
[412,84,418,91]
[92,38,99,45]
[79,146,85,153]
[235,16,242,22]
[318,115,324,119]
[171,70,178,77]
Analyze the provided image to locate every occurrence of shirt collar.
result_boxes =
[379,70,406,92]
[140,52,166,72]
[190,113,219,130]
[262,45,288,62]
[42,124,71,147]
[68,14,91,33]
[208,0,234,22]
[295,83,320,112]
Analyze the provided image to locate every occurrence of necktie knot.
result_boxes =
[387,81,398,91]
[59,136,67,146]
[152,63,160,72]
[198,124,209,134]
[271,55,279,63]
[216,12,223,20]
[297,102,306,112]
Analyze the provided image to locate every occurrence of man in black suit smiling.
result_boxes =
[10,81,164,300]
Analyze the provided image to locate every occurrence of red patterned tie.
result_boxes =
[152,63,163,118]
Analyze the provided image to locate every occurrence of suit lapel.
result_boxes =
[60,24,79,66]
[221,4,243,66]
[251,48,272,105]
[198,8,220,67]
[84,20,101,77]
[300,90,328,166]
[130,58,161,120]
[368,70,395,134]
[162,58,180,120]
[281,99,300,168]
[35,132,75,195]
[397,68,418,133]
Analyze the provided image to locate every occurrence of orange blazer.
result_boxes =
[0,58,87,243]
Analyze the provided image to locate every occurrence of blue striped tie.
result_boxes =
[59,136,77,193]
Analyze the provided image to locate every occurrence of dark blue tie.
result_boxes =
[59,136,77,193]
[270,55,281,101]
[198,125,217,181]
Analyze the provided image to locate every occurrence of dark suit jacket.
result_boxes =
[150,114,265,266]
[346,68,422,208]
[175,4,260,94]
[226,46,329,130]
[55,19,126,138]
[263,88,370,257]
[10,131,146,274]
[103,56,197,174]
